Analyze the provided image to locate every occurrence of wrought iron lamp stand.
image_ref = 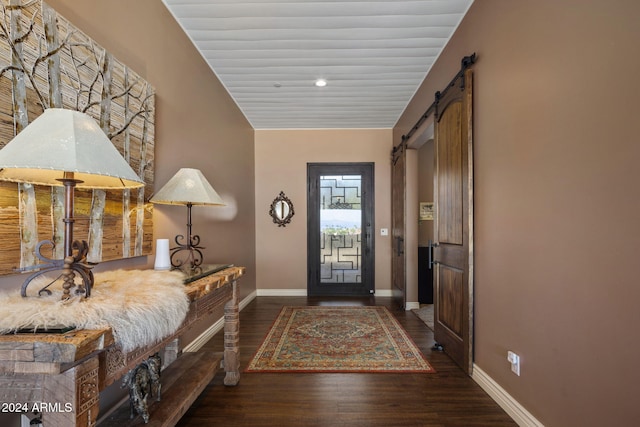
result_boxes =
[170,203,205,269]
[19,173,94,299]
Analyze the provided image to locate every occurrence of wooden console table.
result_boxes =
[0,265,244,427]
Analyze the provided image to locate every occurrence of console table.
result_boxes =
[0,265,244,427]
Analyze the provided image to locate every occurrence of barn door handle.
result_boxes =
[428,240,439,269]
[396,236,404,255]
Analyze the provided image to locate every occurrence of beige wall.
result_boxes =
[255,129,392,293]
[395,0,640,425]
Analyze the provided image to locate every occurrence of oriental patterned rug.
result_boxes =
[245,306,435,373]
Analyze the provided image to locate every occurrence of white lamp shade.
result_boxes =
[0,108,144,189]
[150,168,224,206]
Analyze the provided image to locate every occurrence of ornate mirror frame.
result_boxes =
[269,191,294,227]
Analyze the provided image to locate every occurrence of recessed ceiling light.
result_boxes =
[314,79,327,87]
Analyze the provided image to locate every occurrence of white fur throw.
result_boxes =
[0,269,189,352]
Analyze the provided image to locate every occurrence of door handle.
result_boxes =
[396,236,404,255]
[428,240,439,269]
[364,224,371,255]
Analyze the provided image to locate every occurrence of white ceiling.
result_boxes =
[162,0,474,129]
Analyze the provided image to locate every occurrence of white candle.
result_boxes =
[154,239,171,270]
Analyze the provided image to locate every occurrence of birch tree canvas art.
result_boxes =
[0,0,155,275]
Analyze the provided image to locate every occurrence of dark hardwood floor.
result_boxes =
[176,296,517,427]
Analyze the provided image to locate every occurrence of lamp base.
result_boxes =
[18,240,94,300]
[170,233,205,270]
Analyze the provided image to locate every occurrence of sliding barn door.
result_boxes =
[433,68,474,374]
[391,143,406,309]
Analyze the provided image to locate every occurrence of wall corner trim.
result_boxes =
[183,290,257,353]
[472,365,545,427]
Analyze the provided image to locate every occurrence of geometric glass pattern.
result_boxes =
[319,175,362,283]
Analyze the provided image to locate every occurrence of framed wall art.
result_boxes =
[419,202,434,221]
[0,0,156,274]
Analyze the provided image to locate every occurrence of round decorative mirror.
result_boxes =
[269,191,294,227]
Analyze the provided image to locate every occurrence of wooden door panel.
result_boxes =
[437,245,465,267]
[437,265,464,335]
[435,260,465,365]
[436,102,463,245]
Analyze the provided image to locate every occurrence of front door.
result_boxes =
[433,68,474,374]
[307,163,374,296]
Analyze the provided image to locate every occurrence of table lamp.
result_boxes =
[149,168,225,269]
[0,108,144,299]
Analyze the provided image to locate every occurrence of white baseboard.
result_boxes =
[256,289,394,297]
[374,289,393,297]
[472,365,544,427]
[405,301,420,310]
[257,289,308,296]
[183,291,257,353]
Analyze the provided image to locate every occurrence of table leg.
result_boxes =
[43,356,99,427]
[223,279,240,386]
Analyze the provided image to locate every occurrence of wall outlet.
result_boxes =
[507,351,521,376]
[380,228,388,236]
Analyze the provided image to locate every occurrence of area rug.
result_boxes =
[245,306,435,373]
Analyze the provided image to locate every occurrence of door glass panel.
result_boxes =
[319,175,362,283]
